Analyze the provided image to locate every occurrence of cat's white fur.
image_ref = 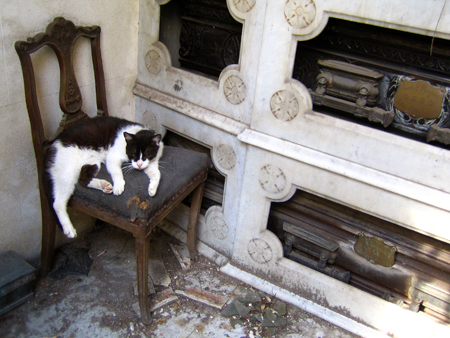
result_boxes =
[49,125,163,238]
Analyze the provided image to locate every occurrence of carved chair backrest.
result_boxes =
[15,17,108,179]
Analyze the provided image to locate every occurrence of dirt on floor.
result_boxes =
[0,223,360,338]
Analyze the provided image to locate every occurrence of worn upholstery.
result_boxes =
[74,146,209,224]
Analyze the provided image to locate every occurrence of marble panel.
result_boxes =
[324,0,450,39]
[136,0,450,335]
[135,95,247,257]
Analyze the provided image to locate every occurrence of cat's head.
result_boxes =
[124,130,162,170]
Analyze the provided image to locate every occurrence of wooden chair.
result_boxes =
[15,17,208,324]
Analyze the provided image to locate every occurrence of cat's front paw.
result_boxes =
[64,227,77,239]
[148,181,159,197]
[113,179,125,195]
[100,180,113,194]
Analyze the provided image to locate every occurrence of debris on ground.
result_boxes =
[169,243,191,270]
[148,250,171,287]
[0,223,359,338]
[175,287,228,309]
[150,287,179,312]
[48,243,93,279]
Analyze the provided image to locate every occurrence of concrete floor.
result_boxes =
[0,223,359,338]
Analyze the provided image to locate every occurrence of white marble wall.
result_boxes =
[0,0,139,263]
[135,0,450,336]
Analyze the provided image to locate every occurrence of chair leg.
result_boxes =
[39,193,57,277]
[135,236,152,324]
[187,181,206,260]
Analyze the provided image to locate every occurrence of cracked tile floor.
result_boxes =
[0,223,359,338]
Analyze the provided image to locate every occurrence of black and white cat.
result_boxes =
[45,116,163,238]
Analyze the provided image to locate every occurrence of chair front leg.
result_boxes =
[134,235,152,324]
[187,181,206,260]
[39,191,57,277]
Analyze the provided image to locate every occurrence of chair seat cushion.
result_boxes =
[72,146,209,225]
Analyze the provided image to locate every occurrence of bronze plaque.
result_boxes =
[394,79,444,119]
[354,233,396,267]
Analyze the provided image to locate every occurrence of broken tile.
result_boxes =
[261,308,287,327]
[175,287,228,309]
[169,243,191,270]
[221,299,250,317]
[230,317,244,329]
[234,300,251,316]
[265,327,277,336]
[273,301,287,316]
[132,302,141,317]
[258,291,267,298]
[221,302,238,317]
[150,287,179,312]
[233,286,262,303]
[250,313,263,323]
[149,251,171,287]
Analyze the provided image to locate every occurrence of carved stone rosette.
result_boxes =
[205,206,229,241]
[210,214,229,241]
[284,0,316,29]
[224,75,246,105]
[258,165,286,194]
[270,90,300,121]
[247,238,273,264]
[145,49,163,75]
[216,144,237,170]
[232,0,256,13]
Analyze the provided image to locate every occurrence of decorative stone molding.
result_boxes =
[227,0,255,23]
[145,49,163,75]
[224,75,246,105]
[247,238,273,264]
[284,0,316,29]
[232,0,256,13]
[205,206,229,241]
[211,215,229,241]
[258,165,286,194]
[215,144,237,170]
[140,110,164,135]
[270,90,300,121]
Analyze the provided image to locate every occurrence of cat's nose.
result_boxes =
[137,160,143,168]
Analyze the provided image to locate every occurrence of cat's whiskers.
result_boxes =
[121,162,134,175]
[157,160,168,170]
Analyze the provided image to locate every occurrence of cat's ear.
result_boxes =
[124,132,135,143]
[152,134,162,146]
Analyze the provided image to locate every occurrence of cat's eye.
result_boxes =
[128,152,138,160]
